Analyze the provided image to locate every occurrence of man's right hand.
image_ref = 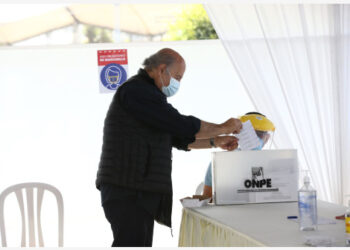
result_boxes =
[220,118,242,134]
[215,136,239,151]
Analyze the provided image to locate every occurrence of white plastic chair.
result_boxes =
[195,182,204,195]
[0,182,64,247]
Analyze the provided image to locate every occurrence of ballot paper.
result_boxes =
[235,120,261,150]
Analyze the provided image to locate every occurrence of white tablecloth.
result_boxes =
[178,200,347,247]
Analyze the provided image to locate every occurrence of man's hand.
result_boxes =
[215,136,239,151]
[220,118,242,134]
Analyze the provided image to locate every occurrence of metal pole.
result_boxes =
[114,4,121,43]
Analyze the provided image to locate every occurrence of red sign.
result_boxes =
[98,49,128,66]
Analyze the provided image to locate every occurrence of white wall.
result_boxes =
[0,40,254,247]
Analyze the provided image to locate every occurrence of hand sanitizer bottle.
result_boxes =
[346,198,350,246]
[298,175,317,231]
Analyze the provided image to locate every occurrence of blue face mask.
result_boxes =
[252,137,265,151]
[160,68,180,97]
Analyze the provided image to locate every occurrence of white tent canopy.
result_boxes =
[0,4,182,44]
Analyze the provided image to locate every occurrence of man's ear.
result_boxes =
[157,64,167,74]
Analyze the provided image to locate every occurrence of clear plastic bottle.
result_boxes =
[298,175,317,231]
[345,199,350,246]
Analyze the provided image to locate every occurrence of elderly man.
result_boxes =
[96,48,242,247]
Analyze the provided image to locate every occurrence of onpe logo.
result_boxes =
[244,167,272,188]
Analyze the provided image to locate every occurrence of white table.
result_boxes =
[178,200,347,247]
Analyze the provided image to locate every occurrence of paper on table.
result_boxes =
[304,235,335,247]
[180,198,211,208]
[235,120,261,150]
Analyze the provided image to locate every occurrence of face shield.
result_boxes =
[239,113,275,150]
[255,130,274,149]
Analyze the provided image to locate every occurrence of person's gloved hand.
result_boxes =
[214,136,239,151]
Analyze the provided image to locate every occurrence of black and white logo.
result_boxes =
[252,167,264,180]
[237,167,279,193]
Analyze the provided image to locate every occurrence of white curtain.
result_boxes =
[205,4,350,204]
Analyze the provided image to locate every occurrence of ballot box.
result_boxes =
[212,149,298,205]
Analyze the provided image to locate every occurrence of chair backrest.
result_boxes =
[0,182,64,247]
[195,182,204,195]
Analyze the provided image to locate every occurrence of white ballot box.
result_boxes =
[212,149,298,205]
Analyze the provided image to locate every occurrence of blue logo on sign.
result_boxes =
[100,63,127,90]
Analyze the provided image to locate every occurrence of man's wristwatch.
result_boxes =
[210,138,216,148]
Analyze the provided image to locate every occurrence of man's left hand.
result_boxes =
[215,136,239,151]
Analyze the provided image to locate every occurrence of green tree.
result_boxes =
[164,4,218,41]
[83,25,114,43]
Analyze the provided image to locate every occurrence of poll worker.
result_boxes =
[202,112,275,198]
[96,48,243,247]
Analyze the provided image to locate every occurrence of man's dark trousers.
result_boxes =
[103,198,155,247]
